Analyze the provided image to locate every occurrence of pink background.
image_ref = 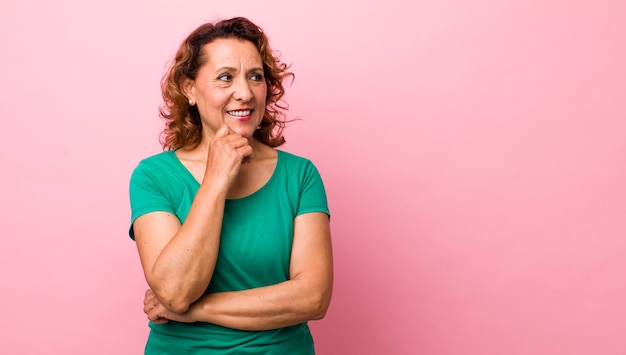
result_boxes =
[1,0,625,354]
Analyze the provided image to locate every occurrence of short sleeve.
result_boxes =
[128,162,176,240]
[296,161,330,218]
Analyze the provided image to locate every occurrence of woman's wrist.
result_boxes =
[196,178,229,200]
[188,294,213,323]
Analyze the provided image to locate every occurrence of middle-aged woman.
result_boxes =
[128,17,333,354]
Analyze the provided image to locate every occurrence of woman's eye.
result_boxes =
[250,73,264,81]
[218,74,232,81]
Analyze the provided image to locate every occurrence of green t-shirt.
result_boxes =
[129,149,329,354]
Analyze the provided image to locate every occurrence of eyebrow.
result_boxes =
[215,66,264,73]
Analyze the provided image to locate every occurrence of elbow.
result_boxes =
[312,299,331,320]
[166,298,191,314]
[308,292,332,320]
[146,274,205,314]
[311,308,328,321]
[150,286,192,314]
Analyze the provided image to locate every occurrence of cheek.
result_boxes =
[256,86,268,103]
[200,90,228,107]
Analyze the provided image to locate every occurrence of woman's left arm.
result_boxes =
[145,212,333,331]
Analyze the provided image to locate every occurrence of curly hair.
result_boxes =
[159,17,294,150]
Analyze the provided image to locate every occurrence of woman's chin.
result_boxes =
[227,124,257,139]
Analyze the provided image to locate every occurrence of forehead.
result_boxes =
[200,38,263,69]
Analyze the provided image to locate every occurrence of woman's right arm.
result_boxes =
[133,184,225,314]
[133,125,252,313]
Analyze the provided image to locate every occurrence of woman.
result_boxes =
[128,17,333,354]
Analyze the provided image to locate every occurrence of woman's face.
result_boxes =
[185,38,267,140]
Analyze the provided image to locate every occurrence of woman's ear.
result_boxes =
[182,77,195,105]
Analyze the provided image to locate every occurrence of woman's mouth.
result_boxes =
[227,109,253,121]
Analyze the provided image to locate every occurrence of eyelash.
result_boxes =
[217,73,264,82]
[218,73,232,81]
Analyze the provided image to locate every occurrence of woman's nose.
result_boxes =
[233,77,253,101]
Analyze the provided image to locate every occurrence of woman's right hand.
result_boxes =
[203,124,253,189]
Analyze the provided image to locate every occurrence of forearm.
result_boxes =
[147,183,227,312]
[143,213,334,327]
[188,278,332,331]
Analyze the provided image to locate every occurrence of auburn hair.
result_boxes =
[159,17,294,150]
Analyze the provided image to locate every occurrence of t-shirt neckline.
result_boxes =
[167,149,282,202]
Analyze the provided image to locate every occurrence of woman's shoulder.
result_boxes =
[276,149,315,166]
[131,151,179,180]
[136,150,176,166]
[275,149,322,178]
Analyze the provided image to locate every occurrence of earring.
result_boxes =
[189,99,195,106]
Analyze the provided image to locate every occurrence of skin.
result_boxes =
[134,38,333,330]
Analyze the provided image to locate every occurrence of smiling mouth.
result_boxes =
[227,109,252,117]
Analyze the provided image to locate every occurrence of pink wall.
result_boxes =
[1,1,625,354]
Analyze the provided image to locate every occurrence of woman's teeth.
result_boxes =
[228,110,251,117]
